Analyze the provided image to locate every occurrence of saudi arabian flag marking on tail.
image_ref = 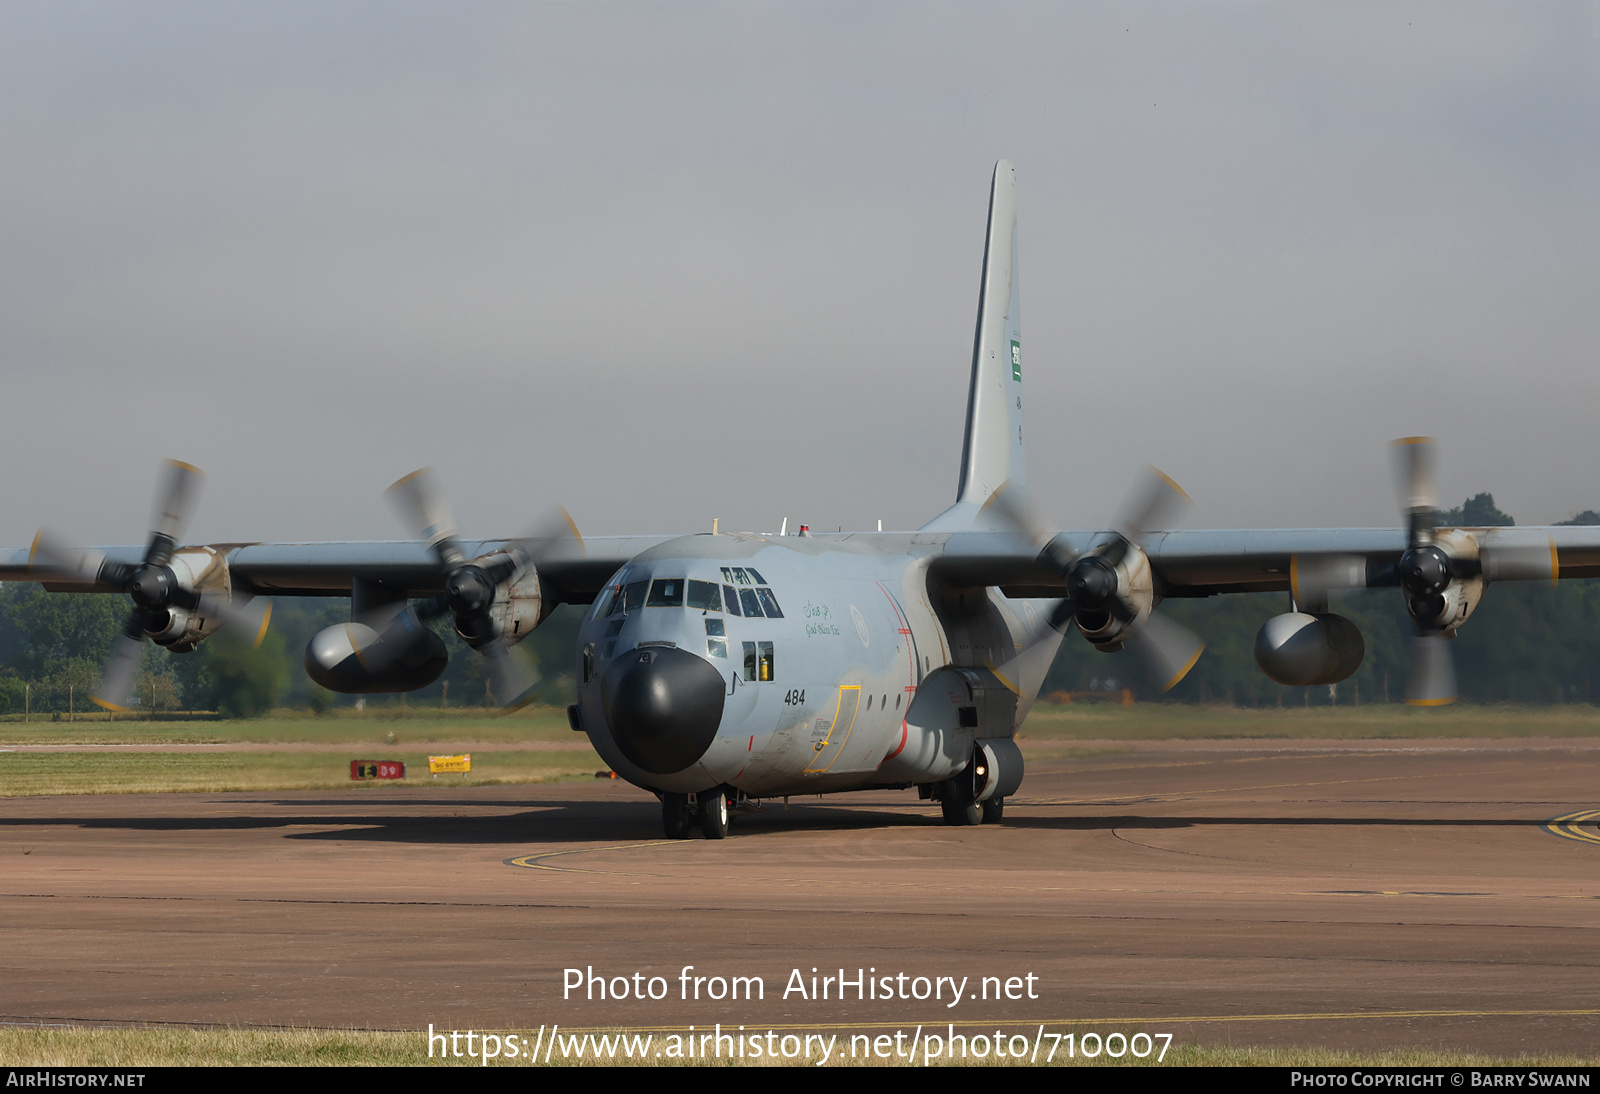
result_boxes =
[1011,339,1021,381]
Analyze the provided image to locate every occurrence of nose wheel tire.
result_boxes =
[662,793,691,839]
[700,787,731,839]
[981,796,1004,824]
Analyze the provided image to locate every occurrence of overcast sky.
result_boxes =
[3,3,1598,550]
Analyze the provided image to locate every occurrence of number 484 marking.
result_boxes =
[783,689,806,706]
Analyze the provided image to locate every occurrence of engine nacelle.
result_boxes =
[484,567,543,648]
[305,612,448,694]
[1074,544,1154,651]
[1254,612,1365,686]
[1402,528,1483,635]
[146,547,234,652]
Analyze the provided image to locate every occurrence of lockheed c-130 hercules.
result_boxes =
[8,161,1600,839]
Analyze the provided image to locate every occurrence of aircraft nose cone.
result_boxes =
[600,646,726,775]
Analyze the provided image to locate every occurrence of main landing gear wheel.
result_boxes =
[981,796,1004,824]
[662,792,690,839]
[940,771,982,826]
[942,798,981,826]
[700,787,730,839]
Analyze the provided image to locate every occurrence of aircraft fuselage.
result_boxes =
[574,532,1049,799]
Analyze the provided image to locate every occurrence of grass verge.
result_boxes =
[0,747,605,797]
[0,1026,1591,1067]
[1019,702,1600,741]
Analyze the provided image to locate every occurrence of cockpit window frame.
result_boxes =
[687,580,722,612]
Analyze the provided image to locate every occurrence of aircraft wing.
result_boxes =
[0,535,674,604]
[931,526,1600,599]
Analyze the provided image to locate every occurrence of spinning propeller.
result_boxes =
[28,460,270,711]
[381,467,584,712]
[991,467,1206,693]
[1288,438,1557,705]
[1389,437,1556,705]
[1391,436,1457,705]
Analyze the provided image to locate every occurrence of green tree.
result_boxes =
[0,674,27,715]
[185,630,289,717]
[1438,493,1514,527]
[3,587,122,679]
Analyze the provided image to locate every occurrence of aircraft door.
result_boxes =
[803,685,862,775]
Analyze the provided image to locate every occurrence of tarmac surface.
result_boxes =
[3,739,1598,1058]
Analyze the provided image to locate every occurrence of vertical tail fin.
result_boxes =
[923,160,1025,531]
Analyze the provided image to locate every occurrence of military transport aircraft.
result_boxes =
[7,161,1600,839]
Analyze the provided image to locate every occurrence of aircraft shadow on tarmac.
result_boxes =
[0,799,953,845]
[993,815,1560,831]
[0,805,1567,844]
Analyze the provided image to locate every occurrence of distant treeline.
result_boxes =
[0,586,584,717]
[1,493,1596,714]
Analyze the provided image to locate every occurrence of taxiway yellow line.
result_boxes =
[1544,809,1600,845]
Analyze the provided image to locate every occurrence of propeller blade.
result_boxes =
[983,487,1078,573]
[983,485,1051,548]
[26,527,108,585]
[482,641,540,712]
[1125,611,1206,693]
[987,601,1070,699]
[196,590,273,648]
[91,626,147,712]
[520,504,586,560]
[387,468,463,564]
[1113,466,1191,545]
[1479,533,1559,585]
[1405,632,1457,706]
[1289,553,1367,612]
[1391,437,1437,543]
[340,608,441,670]
[148,460,204,562]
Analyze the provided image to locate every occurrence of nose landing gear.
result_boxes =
[662,792,691,839]
[699,788,730,840]
[659,787,734,839]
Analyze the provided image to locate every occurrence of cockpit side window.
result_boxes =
[619,580,648,613]
[755,588,783,618]
[738,588,762,617]
[687,580,722,611]
[746,567,767,584]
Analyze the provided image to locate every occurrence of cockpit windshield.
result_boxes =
[687,580,722,611]
[646,579,685,607]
